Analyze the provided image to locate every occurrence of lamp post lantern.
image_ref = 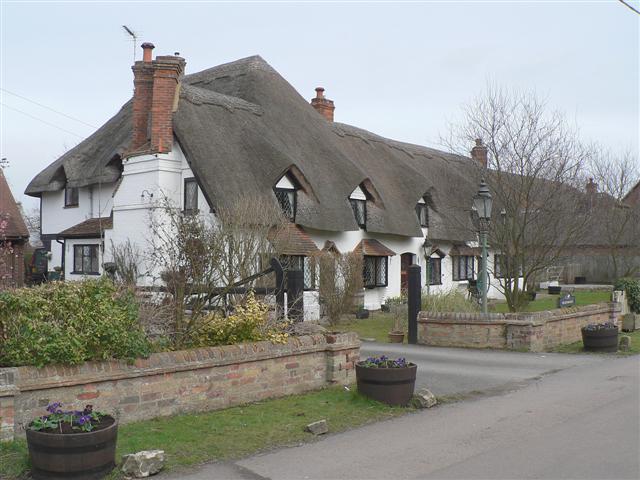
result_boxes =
[473,179,493,314]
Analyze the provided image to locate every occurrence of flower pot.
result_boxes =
[388,331,405,343]
[581,327,618,353]
[355,309,370,319]
[380,304,390,313]
[356,363,417,406]
[27,416,118,480]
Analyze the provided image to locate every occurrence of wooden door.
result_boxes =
[400,253,414,293]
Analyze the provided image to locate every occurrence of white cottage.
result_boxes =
[26,43,510,316]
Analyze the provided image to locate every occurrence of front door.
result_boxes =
[400,253,414,294]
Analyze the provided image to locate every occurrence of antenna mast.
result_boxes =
[122,25,138,62]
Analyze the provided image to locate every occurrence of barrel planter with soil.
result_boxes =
[356,356,417,406]
[26,403,117,480]
[581,323,619,353]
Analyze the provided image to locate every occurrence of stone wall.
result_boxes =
[0,332,359,442]
[418,303,620,352]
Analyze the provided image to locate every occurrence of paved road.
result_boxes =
[166,349,639,480]
[360,342,603,397]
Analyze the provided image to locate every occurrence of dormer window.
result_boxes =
[274,174,297,222]
[64,186,79,207]
[349,186,367,229]
[416,198,428,227]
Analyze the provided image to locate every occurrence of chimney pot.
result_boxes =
[141,42,155,62]
[310,87,334,122]
[471,138,488,168]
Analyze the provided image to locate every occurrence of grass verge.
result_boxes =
[549,328,640,355]
[335,311,401,343]
[0,386,412,479]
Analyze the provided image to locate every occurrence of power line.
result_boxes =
[0,103,86,139]
[0,88,97,128]
[619,0,640,14]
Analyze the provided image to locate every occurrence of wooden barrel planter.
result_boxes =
[581,326,618,353]
[356,363,417,406]
[27,417,118,480]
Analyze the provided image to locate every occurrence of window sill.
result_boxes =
[64,205,79,209]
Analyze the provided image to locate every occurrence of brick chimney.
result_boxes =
[130,43,185,154]
[310,87,335,122]
[470,138,488,168]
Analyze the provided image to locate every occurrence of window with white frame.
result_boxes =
[73,245,99,275]
[363,256,388,288]
[452,255,474,281]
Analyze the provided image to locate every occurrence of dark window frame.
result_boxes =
[452,255,475,281]
[72,244,100,275]
[415,202,429,228]
[350,198,367,229]
[280,254,317,291]
[64,186,79,208]
[183,177,199,214]
[274,187,297,222]
[427,256,442,285]
[363,255,388,288]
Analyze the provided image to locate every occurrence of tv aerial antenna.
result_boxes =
[122,25,138,62]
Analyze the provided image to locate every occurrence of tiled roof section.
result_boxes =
[269,223,319,256]
[353,239,396,257]
[58,216,113,238]
[450,245,481,256]
[0,170,29,239]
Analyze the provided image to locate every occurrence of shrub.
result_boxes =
[421,289,480,313]
[190,292,289,347]
[0,279,151,367]
[614,277,640,314]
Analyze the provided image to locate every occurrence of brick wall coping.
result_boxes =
[418,303,617,327]
[0,332,360,395]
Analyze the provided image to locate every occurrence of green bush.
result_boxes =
[614,277,640,314]
[0,279,151,367]
[421,288,480,313]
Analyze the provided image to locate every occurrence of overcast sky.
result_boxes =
[1,1,638,210]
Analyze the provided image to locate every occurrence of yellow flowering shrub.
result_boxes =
[191,292,289,347]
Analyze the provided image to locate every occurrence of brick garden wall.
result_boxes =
[418,303,620,352]
[0,332,359,442]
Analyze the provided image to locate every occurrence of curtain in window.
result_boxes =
[184,179,198,212]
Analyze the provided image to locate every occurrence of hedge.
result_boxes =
[614,277,640,314]
[0,279,150,367]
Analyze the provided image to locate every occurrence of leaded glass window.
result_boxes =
[73,245,99,274]
[416,203,428,227]
[363,256,388,288]
[350,199,366,228]
[452,255,474,281]
[275,188,296,221]
[184,178,198,214]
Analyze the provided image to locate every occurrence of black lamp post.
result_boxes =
[422,237,432,295]
[473,179,493,314]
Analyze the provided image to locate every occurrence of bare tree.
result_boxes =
[0,161,15,289]
[145,193,291,347]
[316,251,363,326]
[585,147,640,279]
[444,85,592,311]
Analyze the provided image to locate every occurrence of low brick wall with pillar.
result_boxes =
[0,332,360,442]
[418,303,621,352]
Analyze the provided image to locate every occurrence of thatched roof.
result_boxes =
[27,55,481,242]
[0,170,29,240]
